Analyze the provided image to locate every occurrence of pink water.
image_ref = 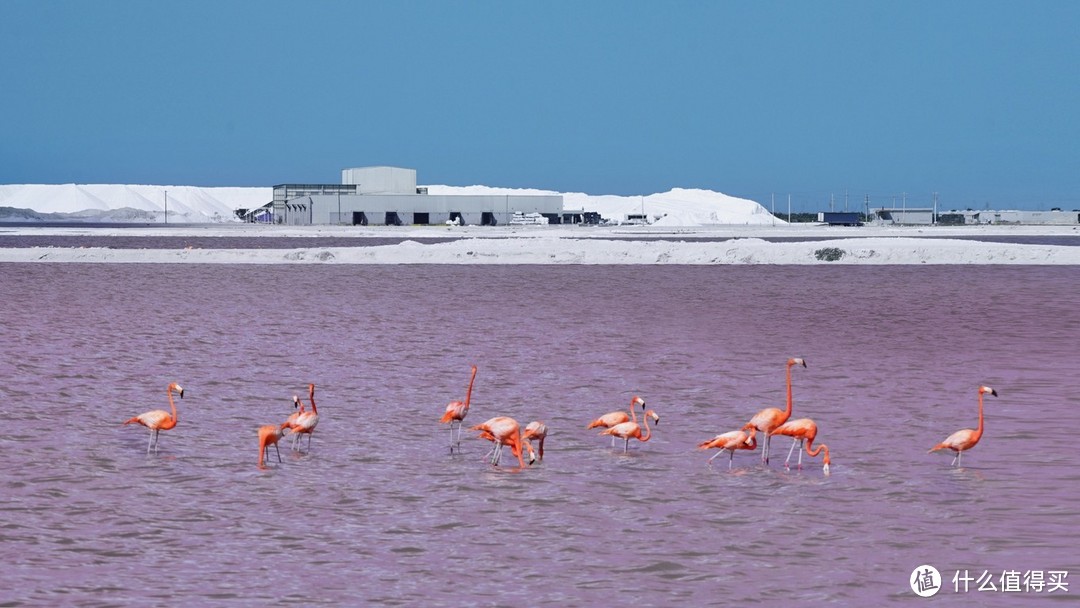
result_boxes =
[1,263,1077,605]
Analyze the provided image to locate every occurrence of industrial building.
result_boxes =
[869,207,935,226]
[944,209,1080,226]
[264,166,567,226]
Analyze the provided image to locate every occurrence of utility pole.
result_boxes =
[164,190,168,225]
[787,194,792,223]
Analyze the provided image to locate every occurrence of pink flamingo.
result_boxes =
[698,428,757,469]
[285,394,304,430]
[769,418,831,475]
[599,409,660,453]
[471,416,535,468]
[522,421,548,460]
[929,385,998,466]
[744,357,806,464]
[289,383,319,451]
[123,382,184,454]
[440,365,477,452]
[258,423,289,468]
[587,396,646,447]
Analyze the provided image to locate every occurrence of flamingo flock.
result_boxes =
[123,360,1000,473]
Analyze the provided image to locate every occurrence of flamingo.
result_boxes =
[929,385,998,466]
[769,418,831,475]
[599,409,660,453]
[743,357,806,464]
[285,394,304,430]
[258,423,289,468]
[698,428,757,469]
[290,383,319,451]
[470,416,535,468]
[587,396,646,447]
[123,382,184,453]
[440,365,477,452]
[522,421,548,461]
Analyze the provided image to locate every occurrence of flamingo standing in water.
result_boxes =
[587,396,646,447]
[522,421,548,461]
[258,423,289,468]
[471,416,535,468]
[743,357,806,464]
[440,365,477,452]
[699,428,757,469]
[123,382,184,453]
[600,409,660,453]
[929,385,998,466]
[769,418,831,475]
[289,383,319,451]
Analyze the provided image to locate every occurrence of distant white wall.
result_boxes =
[341,167,417,194]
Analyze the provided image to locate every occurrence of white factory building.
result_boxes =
[266,166,567,226]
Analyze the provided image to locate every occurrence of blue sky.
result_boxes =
[1,1,1077,211]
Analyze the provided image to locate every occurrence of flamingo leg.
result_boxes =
[623,438,630,453]
[146,430,154,454]
[729,450,735,470]
[274,443,281,463]
[307,432,313,450]
[450,424,457,451]
[784,438,798,467]
[707,449,724,464]
[762,434,771,464]
[953,450,961,467]
[797,440,804,469]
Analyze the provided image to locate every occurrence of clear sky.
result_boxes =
[1,1,1077,211]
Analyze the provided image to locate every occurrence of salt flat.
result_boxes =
[1,223,1078,264]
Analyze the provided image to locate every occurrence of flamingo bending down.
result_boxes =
[440,365,478,452]
[699,428,757,469]
[929,385,998,466]
[290,383,319,451]
[744,357,806,464]
[258,423,289,468]
[522,421,548,460]
[470,416,535,468]
[599,409,660,453]
[587,396,646,447]
[123,382,184,454]
[769,418,831,475]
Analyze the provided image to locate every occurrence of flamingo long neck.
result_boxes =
[639,414,652,442]
[783,362,794,420]
[308,385,317,415]
[167,386,178,423]
[509,432,526,467]
[464,368,477,410]
[629,398,639,424]
[973,391,984,442]
[807,442,830,472]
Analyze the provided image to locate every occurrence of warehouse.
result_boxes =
[272,166,565,226]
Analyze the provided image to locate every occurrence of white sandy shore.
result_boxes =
[1,224,1079,265]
